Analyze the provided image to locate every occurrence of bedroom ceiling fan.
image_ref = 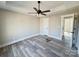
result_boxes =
[28,1,51,16]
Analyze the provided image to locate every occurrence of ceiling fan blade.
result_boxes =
[33,7,38,12]
[42,10,50,13]
[28,12,37,14]
[41,13,46,16]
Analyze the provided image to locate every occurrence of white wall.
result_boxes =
[49,15,62,40]
[0,9,40,46]
[40,15,62,40]
[40,17,49,35]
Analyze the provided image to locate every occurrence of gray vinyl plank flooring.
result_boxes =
[0,35,77,57]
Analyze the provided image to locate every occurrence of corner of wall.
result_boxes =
[48,35,62,40]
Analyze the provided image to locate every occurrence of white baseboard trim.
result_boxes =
[48,35,62,40]
[0,33,40,48]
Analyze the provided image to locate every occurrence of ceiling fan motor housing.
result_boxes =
[37,10,41,14]
[38,1,40,3]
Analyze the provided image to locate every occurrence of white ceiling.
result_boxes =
[0,1,79,17]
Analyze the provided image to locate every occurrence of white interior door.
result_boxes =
[61,14,74,49]
[40,18,49,35]
[64,17,74,48]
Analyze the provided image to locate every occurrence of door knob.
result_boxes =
[71,32,74,33]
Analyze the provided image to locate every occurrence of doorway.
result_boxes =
[61,13,78,50]
[61,13,79,56]
[63,16,74,48]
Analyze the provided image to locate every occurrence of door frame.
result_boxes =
[61,13,74,40]
[61,13,79,55]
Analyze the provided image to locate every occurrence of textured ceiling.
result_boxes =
[0,1,79,17]
[6,1,64,11]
